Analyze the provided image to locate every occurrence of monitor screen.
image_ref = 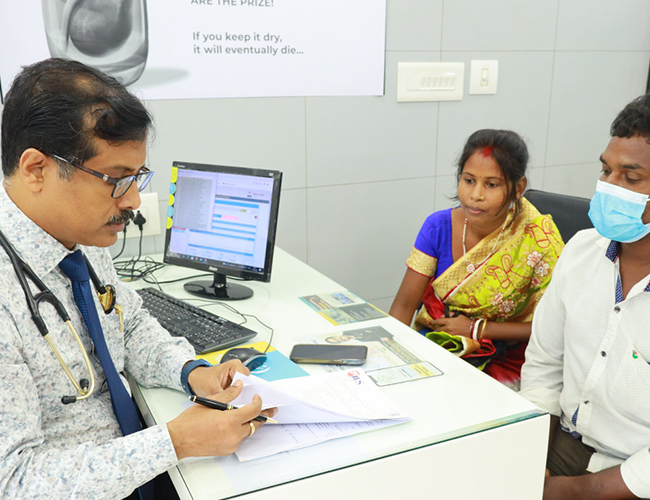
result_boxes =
[163,161,282,300]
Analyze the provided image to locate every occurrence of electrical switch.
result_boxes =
[481,69,489,86]
[469,60,498,95]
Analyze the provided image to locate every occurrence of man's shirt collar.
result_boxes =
[604,238,650,293]
[605,240,620,263]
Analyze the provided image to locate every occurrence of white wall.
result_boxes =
[4,1,650,312]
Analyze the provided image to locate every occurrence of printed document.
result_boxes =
[229,370,410,461]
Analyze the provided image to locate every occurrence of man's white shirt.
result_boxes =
[521,228,650,498]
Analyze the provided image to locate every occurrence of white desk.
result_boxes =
[130,248,548,500]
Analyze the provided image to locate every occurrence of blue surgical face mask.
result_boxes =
[588,180,650,243]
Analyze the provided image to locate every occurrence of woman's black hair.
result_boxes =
[610,93,650,142]
[454,129,529,210]
[1,58,152,178]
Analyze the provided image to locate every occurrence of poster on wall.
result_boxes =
[0,0,387,101]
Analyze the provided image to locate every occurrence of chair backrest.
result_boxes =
[524,189,593,243]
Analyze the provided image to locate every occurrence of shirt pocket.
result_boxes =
[608,341,650,427]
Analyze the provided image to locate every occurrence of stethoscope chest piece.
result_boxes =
[97,284,116,314]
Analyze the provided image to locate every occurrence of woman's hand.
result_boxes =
[428,314,474,338]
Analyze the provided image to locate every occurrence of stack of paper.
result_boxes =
[230,369,410,461]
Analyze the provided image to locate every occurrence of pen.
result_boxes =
[189,395,279,424]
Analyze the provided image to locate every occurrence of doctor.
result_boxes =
[521,93,650,500]
[0,58,274,499]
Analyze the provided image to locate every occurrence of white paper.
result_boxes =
[235,419,404,462]
[232,369,409,424]
[231,369,410,461]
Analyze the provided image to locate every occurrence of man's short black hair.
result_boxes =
[611,93,650,143]
[1,58,152,177]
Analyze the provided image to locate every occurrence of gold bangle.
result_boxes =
[478,319,488,341]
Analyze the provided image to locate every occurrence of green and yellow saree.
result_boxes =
[408,198,564,385]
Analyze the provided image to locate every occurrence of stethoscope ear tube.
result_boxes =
[0,230,57,337]
[0,229,97,404]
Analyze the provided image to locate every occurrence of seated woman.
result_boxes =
[389,129,564,389]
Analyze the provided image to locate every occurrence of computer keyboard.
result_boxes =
[136,287,257,354]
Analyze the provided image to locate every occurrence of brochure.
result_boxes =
[299,291,387,325]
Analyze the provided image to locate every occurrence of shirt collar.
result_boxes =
[0,186,73,279]
[605,240,620,263]
[603,238,650,293]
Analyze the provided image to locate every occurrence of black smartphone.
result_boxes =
[289,344,368,365]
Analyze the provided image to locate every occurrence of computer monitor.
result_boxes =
[163,161,282,300]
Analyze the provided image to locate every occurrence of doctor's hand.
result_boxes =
[428,314,474,338]
[167,380,278,459]
[187,359,249,398]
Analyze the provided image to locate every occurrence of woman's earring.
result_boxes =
[509,200,514,210]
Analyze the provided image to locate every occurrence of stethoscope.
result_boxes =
[0,229,119,405]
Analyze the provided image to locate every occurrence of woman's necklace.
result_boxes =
[462,216,509,274]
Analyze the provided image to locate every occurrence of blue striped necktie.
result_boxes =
[59,250,153,500]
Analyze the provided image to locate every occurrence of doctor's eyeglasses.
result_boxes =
[52,154,155,198]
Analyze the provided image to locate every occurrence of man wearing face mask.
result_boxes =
[520,94,650,499]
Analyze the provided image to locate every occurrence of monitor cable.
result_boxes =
[111,223,129,261]
[113,211,164,281]
[143,272,212,288]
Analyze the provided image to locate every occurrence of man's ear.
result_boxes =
[18,149,51,193]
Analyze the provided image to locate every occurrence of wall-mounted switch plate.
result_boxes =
[469,60,498,95]
[397,62,464,102]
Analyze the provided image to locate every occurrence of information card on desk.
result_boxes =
[229,370,410,461]
[299,290,387,325]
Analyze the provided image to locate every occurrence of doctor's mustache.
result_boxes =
[108,210,134,225]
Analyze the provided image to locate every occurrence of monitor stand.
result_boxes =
[183,272,253,301]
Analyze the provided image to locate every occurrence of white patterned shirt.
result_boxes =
[0,187,196,499]
[521,228,650,499]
